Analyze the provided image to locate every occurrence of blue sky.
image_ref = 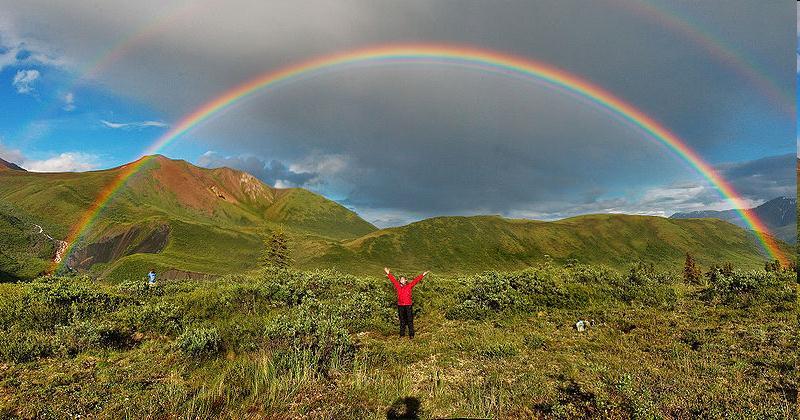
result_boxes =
[0,0,795,227]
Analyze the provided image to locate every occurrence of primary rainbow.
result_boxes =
[53,44,787,271]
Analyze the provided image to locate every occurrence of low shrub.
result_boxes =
[703,269,795,307]
[265,301,355,372]
[445,299,490,320]
[128,301,185,335]
[523,333,547,350]
[477,342,519,358]
[448,263,677,319]
[177,325,222,357]
[57,316,136,354]
[0,328,54,362]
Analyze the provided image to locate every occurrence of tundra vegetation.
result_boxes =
[0,260,796,418]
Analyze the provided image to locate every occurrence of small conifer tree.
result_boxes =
[261,227,292,269]
[683,252,701,284]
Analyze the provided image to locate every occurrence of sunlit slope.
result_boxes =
[0,155,790,280]
[300,214,790,274]
[0,200,55,280]
[0,155,376,279]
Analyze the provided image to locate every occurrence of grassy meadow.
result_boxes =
[0,261,796,418]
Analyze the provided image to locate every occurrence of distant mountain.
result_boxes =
[0,155,791,280]
[0,157,25,171]
[670,196,797,244]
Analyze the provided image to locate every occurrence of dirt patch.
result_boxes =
[69,224,170,269]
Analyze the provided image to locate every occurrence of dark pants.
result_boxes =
[398,304,414,337]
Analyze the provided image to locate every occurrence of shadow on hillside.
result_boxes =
[0,269,24,282]
[386,396,421,419]
[386,396,492,419]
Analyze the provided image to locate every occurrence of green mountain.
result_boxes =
[300,213,790,275]
[0,155,791,280]
[0,155,376,280]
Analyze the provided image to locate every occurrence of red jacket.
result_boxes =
[387,273,424,306]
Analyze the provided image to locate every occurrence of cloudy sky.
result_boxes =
[0,0,795,227]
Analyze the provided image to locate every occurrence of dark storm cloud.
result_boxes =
[197,152,317,188]
[0,0,793,223]
[716,153,796,201]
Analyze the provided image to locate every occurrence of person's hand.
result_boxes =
[384,267,390,275]
[423,271,430,277]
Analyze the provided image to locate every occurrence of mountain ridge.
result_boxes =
[670,196,796,244]
[0,155,792,280]
[299,212,789,275]
[0,157,25,171]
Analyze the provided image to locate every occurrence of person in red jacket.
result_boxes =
[385,267,429,338]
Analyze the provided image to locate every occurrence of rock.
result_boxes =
[575,319,595,332]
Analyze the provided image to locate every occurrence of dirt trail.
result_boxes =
[33,224,68,264]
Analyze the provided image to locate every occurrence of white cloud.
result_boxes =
[12,69,39,94]
[22,152,98,172]
[0,141,25,164]
[62,92,75,111]
[0,141,98,172]
[100,119,168,129]
[289,153,348,177]
[356,207,423,228]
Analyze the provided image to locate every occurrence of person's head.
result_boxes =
[400,276,407,286]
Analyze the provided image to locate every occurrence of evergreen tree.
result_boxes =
[721,262,734,277]
[764,259,781,272]
[261,227,291,269]
[683,252,701,284]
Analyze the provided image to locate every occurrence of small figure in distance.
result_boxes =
[384,267,429,339]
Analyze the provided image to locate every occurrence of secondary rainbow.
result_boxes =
[614,0,793,116]
[53,44,787,271]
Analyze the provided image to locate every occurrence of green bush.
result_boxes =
[703,269,795,307]
[19,276,127,330]
[477,342,519,358]
[447,264,679,319]
[127,301,185,335]
[445,299,490,320]
[523,333,547,350]
[265,301,355,372]
[177,325,222,357]
[0,328,54,362]
[57,317,136,354]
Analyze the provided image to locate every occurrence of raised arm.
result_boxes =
[408,271,429,287]
[385,267,400,289]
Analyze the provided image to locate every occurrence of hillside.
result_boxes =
[0,157,25,171]
[0,155,376,280]
[0,200,55,280]
[301,214,791,274]
[671,196,797,244]
[0,155,792,280]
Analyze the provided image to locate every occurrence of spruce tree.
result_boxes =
[261,228,291,269]
[683,252,701,284]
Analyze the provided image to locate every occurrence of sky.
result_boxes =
[0,0,795,227]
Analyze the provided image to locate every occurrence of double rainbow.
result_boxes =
[53,44,787,270]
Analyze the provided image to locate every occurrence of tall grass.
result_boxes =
[0,263,796,418]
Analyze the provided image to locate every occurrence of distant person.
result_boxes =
[147,269,157,287]
[384,267,428,339]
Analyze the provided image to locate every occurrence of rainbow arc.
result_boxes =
[53,44,787,271]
